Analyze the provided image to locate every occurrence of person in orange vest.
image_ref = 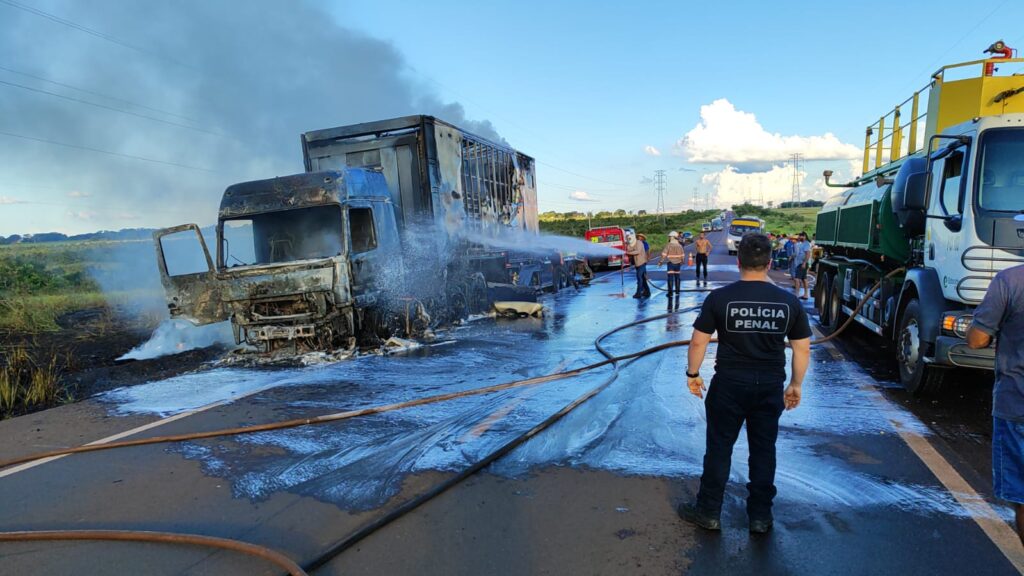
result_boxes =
[661,231,685,295]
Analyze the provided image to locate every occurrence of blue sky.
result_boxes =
[2,0,1023,234]
[333,0,1024,213]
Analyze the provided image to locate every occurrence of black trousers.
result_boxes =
[695,253,709,279]
[696,372,785,520]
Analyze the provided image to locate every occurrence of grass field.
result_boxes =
[539,205,821,249]
[0,240,164,332]
[539,210,720,252]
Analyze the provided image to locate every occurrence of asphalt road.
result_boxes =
[0,223,1020,575]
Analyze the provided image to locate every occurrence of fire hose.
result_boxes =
[0,268,903,573]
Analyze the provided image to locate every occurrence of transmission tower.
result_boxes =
[654,169,667,221]
[790,153,803,204]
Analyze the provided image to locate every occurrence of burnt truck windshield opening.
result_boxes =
[222,205,344,267]
[976,129,1024,212]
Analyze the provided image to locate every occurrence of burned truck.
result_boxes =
[155,115,573,354]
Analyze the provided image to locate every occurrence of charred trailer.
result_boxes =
[153,116,572,355]
[301,115,578,292]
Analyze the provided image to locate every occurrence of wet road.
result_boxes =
[0,227,1021,575]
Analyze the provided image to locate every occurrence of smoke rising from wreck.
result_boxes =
[0,0,506,236]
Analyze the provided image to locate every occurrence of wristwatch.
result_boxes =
[686,370,700,378]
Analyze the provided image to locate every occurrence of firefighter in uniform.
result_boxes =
[678,233,811,533]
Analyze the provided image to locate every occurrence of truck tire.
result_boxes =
[821,277,846,335]
[815,272,832,327]
[896,299,949,396]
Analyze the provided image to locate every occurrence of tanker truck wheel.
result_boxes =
[896,299,949,396]
[820,277,846,335]
[815,272,832,328]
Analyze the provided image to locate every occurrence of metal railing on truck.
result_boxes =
[863,57,1024,175]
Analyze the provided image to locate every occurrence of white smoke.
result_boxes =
[118,320,234,361]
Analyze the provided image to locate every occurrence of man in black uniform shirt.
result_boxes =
[678,233,811,534]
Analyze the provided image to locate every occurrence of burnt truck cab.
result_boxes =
[154,168,401,353]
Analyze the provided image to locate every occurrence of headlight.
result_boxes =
[941,313,972,338]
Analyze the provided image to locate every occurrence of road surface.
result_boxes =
[0,225,1019,575]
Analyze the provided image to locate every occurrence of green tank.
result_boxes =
[815,175,910,265]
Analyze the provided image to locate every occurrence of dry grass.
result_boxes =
[0,346,69,419]
[0,290,164,334]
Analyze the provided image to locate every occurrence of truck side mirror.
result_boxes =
[943,213,963,232]
[903,172,928,210]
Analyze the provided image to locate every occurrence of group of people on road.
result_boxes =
[623,230,713,299]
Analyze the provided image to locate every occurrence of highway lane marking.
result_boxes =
[810,325,1024,573]
[0,384,279,479]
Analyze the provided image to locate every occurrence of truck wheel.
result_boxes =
[821,278,847,335]
[896,299,949,396]
[815,273,832,328]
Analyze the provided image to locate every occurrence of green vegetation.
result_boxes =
[730,204,818,237]
[0,346,69,419]
[540,210,720,252]
[0,241,161,332]
[540,204,822,249]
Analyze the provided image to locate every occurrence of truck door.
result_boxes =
[347,202,400,303]
[153,224,227,325]
[927,142,969,300]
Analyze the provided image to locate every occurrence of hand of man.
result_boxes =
[687,376,706,399]
[784,383,801,410]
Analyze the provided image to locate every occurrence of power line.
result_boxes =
[537,160,632,188]
[0,64,198,123]
[904,0,1010,89]
[653,169,667,223]
[0,130,218,173]
[0,78,219,136]
[790,153,803,204]
[0,0,194,70]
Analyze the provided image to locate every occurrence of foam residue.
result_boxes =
[118,320,234,361]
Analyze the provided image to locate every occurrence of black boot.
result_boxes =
[677,503,721,531]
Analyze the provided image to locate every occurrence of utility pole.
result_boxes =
[790,152,803,205]
[654,169,667,223]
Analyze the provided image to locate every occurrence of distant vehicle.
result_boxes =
[681,231,694,244]
[585,225,630,268]
[726,217,765,255]
[711,217,723,231]
[701,222,712,232]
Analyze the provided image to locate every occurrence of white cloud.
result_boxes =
[643,145,662,157]
[676,99,861,164]
[67,190,92,198]
[0,197,18,205]
[66,210,97,221]
[699,159,862,208]
[569,190,598,202]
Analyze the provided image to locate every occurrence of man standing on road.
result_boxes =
[678,233,811,534]
[791,232,812,300]
[695,231,713,286]
[967,264,1024,546]
[625,232,650,299]
[661,231,685,296]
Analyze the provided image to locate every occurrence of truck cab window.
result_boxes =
[349,207,377,253]
[937,149,966,216]
[977,129,1024,212]
[222,206,343,266]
